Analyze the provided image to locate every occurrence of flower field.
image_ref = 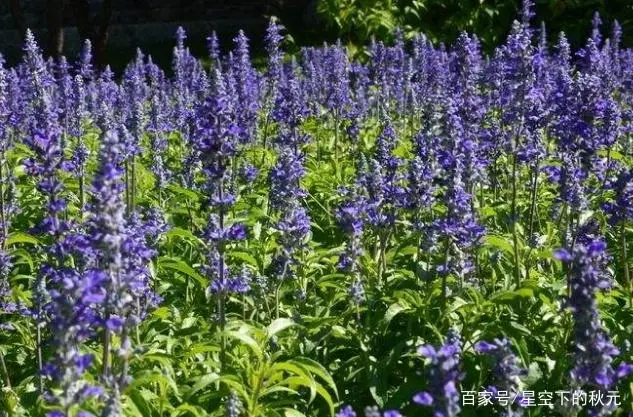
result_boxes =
[2,2,633,416]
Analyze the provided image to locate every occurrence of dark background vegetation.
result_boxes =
[311,0,633,51]
[3,0,633,69]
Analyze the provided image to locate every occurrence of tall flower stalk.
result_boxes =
[23,128,70,394]
[121,49,148,214]
[0,55,15,392]
[554,222,632,417]
[475,338,527,416]
[268,147,310,315]
[413,329,464,417]
[195,69,248,370]
[85,128,128,413]
[85,128,160,416]
[604,168,633,303]
[336,184,367,310]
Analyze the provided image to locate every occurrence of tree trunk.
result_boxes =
[47,0,65,58]
[95,0,112,69]
[71,0,112,69]
[10,0,26,37]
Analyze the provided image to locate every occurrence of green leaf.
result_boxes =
[449,297,470,313]
[330,325,347,338]
[167,184,200,201]
[283,374,317,403]
[5,232,39,246]
[259,385,300,398]
[170,404,205,417]
[225,330,263,359]
[369,385,384,408]
[484,235,514,253]
[165,227,203,243]
[266,318,298,340]
[312,381,336,416]
[382,301,409,329]
[126,371,180,397]
[289,357,339,399]
[185,373,220,400]
[158,258,206,287]
[489,288,533,304]
[284,409,307,417]
[227,251,258,266]
[127,388,154,417]
[597,149,627,162]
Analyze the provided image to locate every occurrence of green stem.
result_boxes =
[218,292,226,372]
[102,267,118,379]
[416,233,422,281]
[491,158,499,204]
[130,156,136,212]
[526,161,540,282]
[275,281,283,320]
[511,153,521,288]
[0,153,6,239]
[376,233,386,287]
[102,323,111,378]
[79,170,85,212]
[186,200,195,232]
[36,309,43,394]
[441,239,451,312]
[119,329,131,387]
[185,276,190,306]
[218,181,227,372]
[261,102,272,166]
[0,349,11,389]
[135,298,141,346]
[334,113,339,164]
[527,161,540,238]
[125,160,130,216]
[621,222,632,307]
[262,291,272,320]
[249,362,267,416]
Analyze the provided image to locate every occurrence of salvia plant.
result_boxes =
[2,3,633,417]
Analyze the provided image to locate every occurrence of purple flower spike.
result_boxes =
[414,329,463,417]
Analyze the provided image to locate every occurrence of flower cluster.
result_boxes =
[195,69,249,297]
[554,222,633,416]
[336,405,404,417]
[2,3,633,416]
[475,338,527,416]
[414,329,464,417]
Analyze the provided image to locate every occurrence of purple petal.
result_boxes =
[413,391,433,405]
[617,363,633,378]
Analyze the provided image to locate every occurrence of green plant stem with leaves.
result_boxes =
[0,156,7,392]
[218,181,228,372]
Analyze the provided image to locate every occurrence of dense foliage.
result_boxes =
[314,0,633,51]
[1,2,633,416]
